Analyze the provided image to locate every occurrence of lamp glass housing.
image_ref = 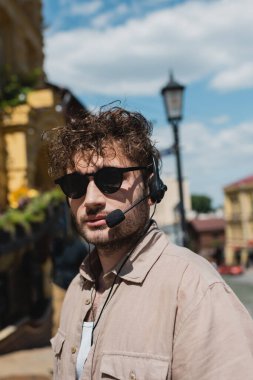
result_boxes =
[161,75,184,122]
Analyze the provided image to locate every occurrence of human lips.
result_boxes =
[85,214,107,227]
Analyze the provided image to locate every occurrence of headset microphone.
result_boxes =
[106,194,149,228]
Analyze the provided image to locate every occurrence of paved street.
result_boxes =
[222,268,253,318]
[0,346,52,380]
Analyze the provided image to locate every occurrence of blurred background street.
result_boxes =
[0,347,52,380]
[224,269,253,317]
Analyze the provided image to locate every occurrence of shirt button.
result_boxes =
[129,371,136,380]
[71,346,76,354]
[85,298,91,305]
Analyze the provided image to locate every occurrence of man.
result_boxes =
[48,107,253,379]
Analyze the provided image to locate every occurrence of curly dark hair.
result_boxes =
[45,106,160,180]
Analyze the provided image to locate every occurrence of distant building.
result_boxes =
[224,175,253,266]
[187,217,225,264]
[154,176,191,244]
[0,0,87,209]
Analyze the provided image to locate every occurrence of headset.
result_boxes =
[148,155,167,204]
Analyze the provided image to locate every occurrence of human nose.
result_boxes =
[84,180,106,209]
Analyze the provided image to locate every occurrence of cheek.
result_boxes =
[119,180,142,203]
[69,198,83,218]
[134,182,146,199]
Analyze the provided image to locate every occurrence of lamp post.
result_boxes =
[161,73,188,247]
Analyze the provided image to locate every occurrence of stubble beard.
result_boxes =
[74,201,150,253]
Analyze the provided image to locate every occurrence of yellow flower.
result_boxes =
[8,186,39,208]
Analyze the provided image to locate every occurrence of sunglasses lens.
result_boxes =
[58,172,88,199]
[96,168,123,194]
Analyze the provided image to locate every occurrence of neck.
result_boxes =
[97,240,135,274]
[97,220,150,274]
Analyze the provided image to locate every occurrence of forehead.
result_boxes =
[73,142,134,171]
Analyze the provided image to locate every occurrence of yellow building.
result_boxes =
[0,0,87,209]
[224,175,253,266]
[0,0,44,78]
[0,1,88,338]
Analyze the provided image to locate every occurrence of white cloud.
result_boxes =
[91,12,113,28]
[210,62,253,91]
[70,1,102,16]
[45,0,253,96]
[91,4,128,28]
[153,119,253,205]
[211,115,230,125]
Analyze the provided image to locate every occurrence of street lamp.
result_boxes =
[161,72,187,247]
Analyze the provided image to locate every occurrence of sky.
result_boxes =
[42,0,253,208]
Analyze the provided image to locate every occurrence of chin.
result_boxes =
[80,225,110,245]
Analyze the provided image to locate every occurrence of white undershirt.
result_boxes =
[76,321,94,380]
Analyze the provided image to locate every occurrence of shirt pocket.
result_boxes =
[50,329,66,379]
[100,352,169,380]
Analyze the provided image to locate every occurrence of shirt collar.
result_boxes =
[79,221,170,285]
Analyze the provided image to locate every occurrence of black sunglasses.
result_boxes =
[55,166,147,199]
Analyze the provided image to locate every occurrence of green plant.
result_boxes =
[0,65,42,110]
[191,194,213,214]
[0,188,64,237]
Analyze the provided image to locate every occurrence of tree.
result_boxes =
[191,194,213,213]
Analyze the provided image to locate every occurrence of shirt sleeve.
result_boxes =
[172,282,253,380]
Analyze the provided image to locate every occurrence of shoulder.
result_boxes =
[150,231,228,313]
[165,243,224,299]
[154,237,253,330]
[164,242,223,284]
[152,229,224,288]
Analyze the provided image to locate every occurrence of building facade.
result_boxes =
[224,175,253,266]
[187,217,225,264]
[0,0,44,79]
[0,0,87,209]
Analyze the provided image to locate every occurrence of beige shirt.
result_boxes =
[51,222,253,379]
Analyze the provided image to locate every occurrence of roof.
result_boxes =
[224,175,253,190]
[45,82,88,121]
[189,218,225,233]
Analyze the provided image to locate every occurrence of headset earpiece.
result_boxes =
[148,156,167,203]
